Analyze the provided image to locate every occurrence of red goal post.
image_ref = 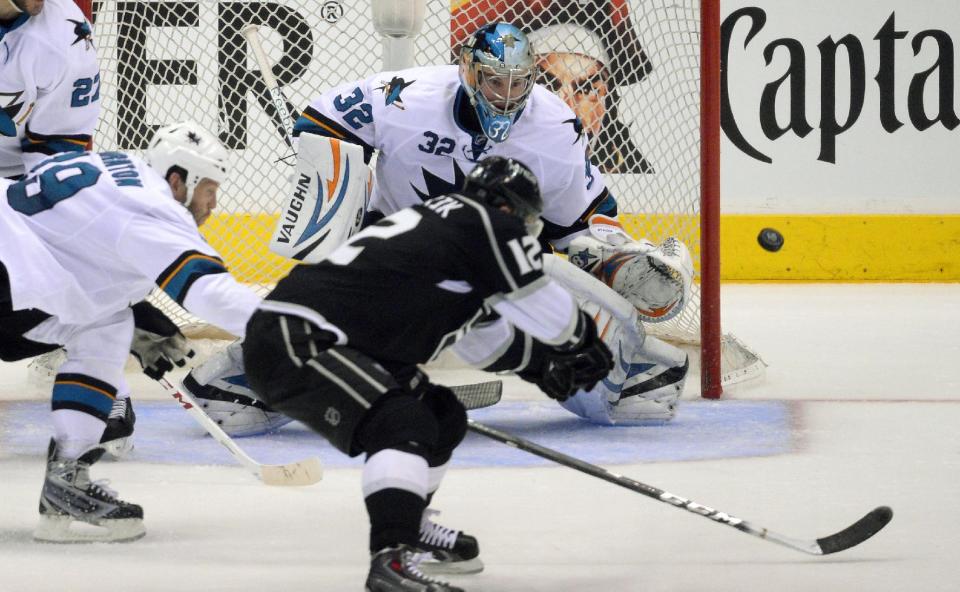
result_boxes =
[73,0,761,398]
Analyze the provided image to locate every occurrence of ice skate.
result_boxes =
[415,510,482,575]
[34,440,145,543]
[100,397,135,459]
[366,544,464,592]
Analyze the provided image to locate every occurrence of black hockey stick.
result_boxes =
[449,380,502,410]
[467,419,892,555]
[242,24,298,165]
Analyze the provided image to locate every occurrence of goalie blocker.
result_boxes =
[269,134,372,263]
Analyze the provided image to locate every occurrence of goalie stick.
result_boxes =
[467,419,892,555]
[449,380,502,410]
[241,24,297,163]
[160,377,323,487]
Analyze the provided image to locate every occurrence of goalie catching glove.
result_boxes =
[567,215,693,323]
[130,301,194,380]
[517,310,614,402]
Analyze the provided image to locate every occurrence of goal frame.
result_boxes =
[74,0,729,399]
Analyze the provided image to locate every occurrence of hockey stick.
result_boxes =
[449,380,502,410]
[467,419,892,555]
[160,377,323,487]
[241,24,297,164]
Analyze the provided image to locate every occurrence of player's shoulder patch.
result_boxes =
[24,0,94,53]
[374,75,416,110]
[369,65,458,114]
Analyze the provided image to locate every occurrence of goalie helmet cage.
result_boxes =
[74,0,762,398]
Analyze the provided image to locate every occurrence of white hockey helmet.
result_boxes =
[145,121,229,206]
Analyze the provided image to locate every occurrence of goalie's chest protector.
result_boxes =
[363,66,599,230]
[267,195,548,365]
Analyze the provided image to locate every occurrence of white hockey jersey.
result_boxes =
[294,65,610,248]
[0,0,100,178]
[0,151,259,336]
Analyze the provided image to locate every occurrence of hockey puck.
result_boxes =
[757,227,784,252]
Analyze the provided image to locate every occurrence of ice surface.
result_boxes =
[1,284,958,591]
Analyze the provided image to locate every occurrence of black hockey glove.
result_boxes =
[130,300,195,380]
[518,311,614,402]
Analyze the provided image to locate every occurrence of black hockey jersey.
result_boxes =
[262,194,580,365]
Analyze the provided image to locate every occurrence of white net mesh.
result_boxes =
[85,0,762,388]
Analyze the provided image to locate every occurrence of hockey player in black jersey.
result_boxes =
[242,157,613,592]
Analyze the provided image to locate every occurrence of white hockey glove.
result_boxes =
[130,300,194,380]
[567,215,693,323]
[181,340,293,437]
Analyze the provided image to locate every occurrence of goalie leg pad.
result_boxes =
[181,373,293,437]
[181,341,293,437]
[558,307,688,425]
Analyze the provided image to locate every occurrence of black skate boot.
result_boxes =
[100,397,135,459]
[35,440,145,543]
[415,510,482,575]
[365,544,465,592]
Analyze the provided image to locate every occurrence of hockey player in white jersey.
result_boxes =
[0,0,155,457]
[185,22,691,441]
[0,122,262,543]
[0,0,101,178]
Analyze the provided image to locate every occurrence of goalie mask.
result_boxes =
[459,23,535,143]
[145,122,229,208]
[461,156,543,236]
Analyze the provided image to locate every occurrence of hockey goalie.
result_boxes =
[182,19,695,432]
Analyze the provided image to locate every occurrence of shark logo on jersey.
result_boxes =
[376,77,415,110]
[187,131,202,145]
[462,135,491,162]
[68,19,94,50]
[0,91,25,137]
[564,117,585,145]
[568,247,598,270]
[411,159,467,202]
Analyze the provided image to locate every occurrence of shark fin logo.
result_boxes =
[0,91,25,137]
[376,77,415,110]
[68,19,94,50]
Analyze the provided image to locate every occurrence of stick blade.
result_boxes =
[450,380,503,410]
[259,457,323,486]
[816,506,893,555]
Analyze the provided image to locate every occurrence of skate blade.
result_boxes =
[100,437,135,460]
[34,515,145,544]
[416,557,484,575]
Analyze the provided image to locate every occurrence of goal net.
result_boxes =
[78,0,763,395]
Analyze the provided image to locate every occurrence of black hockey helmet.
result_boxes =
[461,156,544,235]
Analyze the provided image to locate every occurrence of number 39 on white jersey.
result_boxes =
[0,151,227,327]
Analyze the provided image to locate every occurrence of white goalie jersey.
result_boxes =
[294,64,610,249]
